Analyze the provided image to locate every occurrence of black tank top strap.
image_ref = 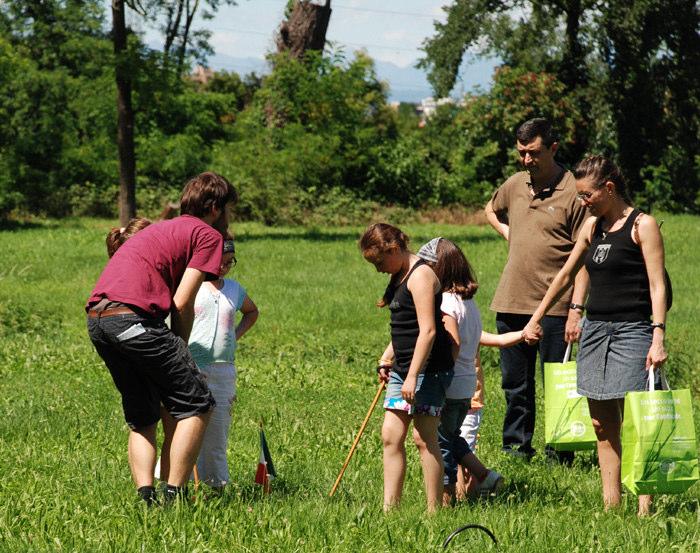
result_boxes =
[622,208,642,234]
[402,258,425,283]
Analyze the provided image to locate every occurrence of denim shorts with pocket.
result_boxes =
[87,313,215,429]
[383,369,453,417]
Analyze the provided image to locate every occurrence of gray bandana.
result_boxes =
[417,237,442,263]
[223,239,236,255]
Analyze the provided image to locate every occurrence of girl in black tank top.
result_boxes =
[359,223,454,512]
[519,156,668,516]
[384,259,454,374]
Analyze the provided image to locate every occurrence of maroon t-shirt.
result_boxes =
[87,215,223,319]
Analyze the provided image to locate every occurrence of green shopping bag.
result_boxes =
[621,367,699,495]
[544,343,597,451]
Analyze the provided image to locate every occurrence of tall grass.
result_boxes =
[0,216,698,552]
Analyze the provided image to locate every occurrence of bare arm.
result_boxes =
[565,267,589,343]
[377,341,394,383]
[171,268,206,342]
[235,295,259,341]
[485,199,509,241]
[523,216,597,340]
[637,215,668,368]
[402,265,440,403]
[442,313,460,361]
[480,330,524,348]
[472,350,484,406]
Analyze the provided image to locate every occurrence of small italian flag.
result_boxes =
[254,428,277,493]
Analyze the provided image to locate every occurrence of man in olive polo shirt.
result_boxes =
[484,118,588,460]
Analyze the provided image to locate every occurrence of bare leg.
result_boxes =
[167,412,211,487]
[382,410,410,511]
[455,465,469,501]
[638,494,653,516]
[159,407,176,482]
[442,483,456,506]
[128,423,158,488]
[413,414,444,513]
[588,398,624,510]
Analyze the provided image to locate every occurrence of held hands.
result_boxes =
[401,374,417,404]
[522,320,543,345]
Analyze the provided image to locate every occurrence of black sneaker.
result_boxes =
[545,446,574,466]
[502,447,535,461]
[162,484,189,504]
[137,486,158,506]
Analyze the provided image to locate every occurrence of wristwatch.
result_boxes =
[569,303,585,312]
[650,322,666,330]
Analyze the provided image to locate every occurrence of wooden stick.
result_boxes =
[329,381,386,497]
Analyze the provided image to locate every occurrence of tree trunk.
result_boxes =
[113,0,136,226]
[276,0,332,59]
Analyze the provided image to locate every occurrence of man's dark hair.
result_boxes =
[180,172,238,217]
[516,118,557,147]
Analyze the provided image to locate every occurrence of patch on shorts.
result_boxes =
[413,404,442,417]
[384,397,411,412]
[383,398,441,417]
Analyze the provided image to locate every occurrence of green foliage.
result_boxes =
[419,0,700,212]
[394,67,585,210]
[211,51,400,223]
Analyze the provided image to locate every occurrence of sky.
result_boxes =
[131,0,498,101]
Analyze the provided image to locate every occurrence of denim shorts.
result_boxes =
[87,313,215,429]
[577,319,661,400]
[383,369,453,417]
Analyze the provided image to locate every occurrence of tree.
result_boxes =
[597,0,700,208]
[147,0,237,73]
[276,0,332,59]
[113,0,137,225]
[418,0,592,98]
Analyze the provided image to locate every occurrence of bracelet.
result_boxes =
[569,303,585,312]
[650,322,666,330]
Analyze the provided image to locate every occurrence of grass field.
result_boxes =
[1,215,699,552]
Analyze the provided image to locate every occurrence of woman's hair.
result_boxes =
[359,223,410,307]
[359,223,409,262]
[573,155,632,203]
[180,172,238,218]
[106,217,152,258]
[433,239,478,299]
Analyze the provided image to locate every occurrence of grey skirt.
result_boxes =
[577,319,661,401]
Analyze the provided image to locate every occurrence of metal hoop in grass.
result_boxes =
[442,524,498,548]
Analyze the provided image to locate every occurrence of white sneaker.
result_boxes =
[476,470,503,497]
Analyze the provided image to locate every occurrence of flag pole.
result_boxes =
[329,381,385,497]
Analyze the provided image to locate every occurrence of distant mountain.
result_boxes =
[206,52,497,103]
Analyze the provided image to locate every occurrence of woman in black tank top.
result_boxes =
[520,156,668,516]
[360,223,454,513]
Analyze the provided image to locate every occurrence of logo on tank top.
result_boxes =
[592,244,611,264]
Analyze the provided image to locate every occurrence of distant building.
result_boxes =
[417,96,455,119]
[191,65,215,85]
